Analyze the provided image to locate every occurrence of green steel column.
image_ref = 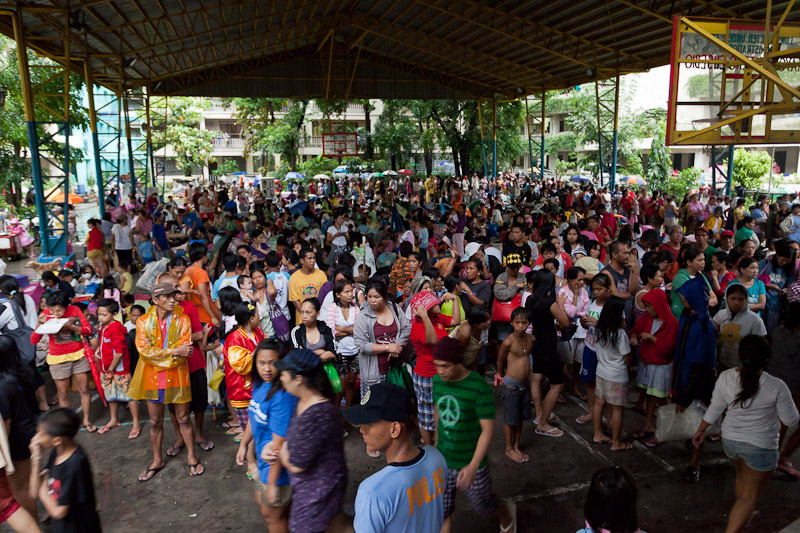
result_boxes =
[124,93,136,195]
[525,97,533,178]
[539,90,546,180]
[25,122,49,257]
[492,99,497,179]
[711,145,717,195]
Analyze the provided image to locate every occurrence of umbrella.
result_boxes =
[45,188,84,204]
[371,172,384,178]
[620,175,647,186]
[285,171,305,181]
[398,169,413,176]
[82,342,107,407]
[383,170,398,176]
[313,174,330,180]
[333,166,348,173]
[569,175,591,183]
[468,200,483,212]
[289,200,308,215]
[232,171,247,176]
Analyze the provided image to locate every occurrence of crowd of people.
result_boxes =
[1,171,800,532]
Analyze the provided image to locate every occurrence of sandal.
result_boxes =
[225,426,243,436]
[97,423,120,435]
[631,430,655,440]
[575,414,591,425]
[610,442,634,451]
[246,471,257,482]
[233,433,243,443]
[196,439,215,451]
[188,463,204,477]
[138,464,165,482]
[128,427,142,440]
[535,427,564,438]
[83,424,98,433]
[166,444,185,457]
[221,421,239,431]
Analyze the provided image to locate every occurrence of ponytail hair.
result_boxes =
[734,335,771,408]
[0,275,26,314]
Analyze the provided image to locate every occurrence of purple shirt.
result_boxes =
[456,214,467,234]
[287,401,347,532]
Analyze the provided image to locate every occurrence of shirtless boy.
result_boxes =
[494,307,534,463]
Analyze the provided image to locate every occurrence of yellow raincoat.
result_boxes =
[128,304,193,404]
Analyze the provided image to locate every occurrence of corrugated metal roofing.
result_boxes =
[0,0,796,99]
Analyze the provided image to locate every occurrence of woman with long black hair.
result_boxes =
[693,335,799,533]
[0,336,39,522]
[757,239,796,332]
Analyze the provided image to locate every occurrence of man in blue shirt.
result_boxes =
[152,212,170,260]
[344,383,447,533]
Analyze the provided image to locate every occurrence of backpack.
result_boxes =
[1,300,36,364]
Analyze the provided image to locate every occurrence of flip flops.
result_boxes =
[500,501,517,533]
[535,427,564,438]
[83,424,98,433]
[97,423,120,435]
[128,427,142,440]
[196,439,215,451]
[166,444,185,457]
[188,463,204,477]
[138,465,165,482]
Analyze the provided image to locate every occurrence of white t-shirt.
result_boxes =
[704,369,800,450]
[583,301,603,351]
[111,223,132,250]
[594,328,630,383]
[327,225,347,247]
[0,295,38,330]
[266,271,291,319]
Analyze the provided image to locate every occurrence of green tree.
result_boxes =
[233,98,310,171]
[372,100,416,170]
[645,123,672,192]
[0,36,88,205]
[211,159,239,179]
[731,148,772,190]
[145,97,214,176]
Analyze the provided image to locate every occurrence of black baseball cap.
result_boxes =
[273,348,321,373]
[343,383,414,425]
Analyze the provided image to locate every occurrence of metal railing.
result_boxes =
[212,137,245,149]
[300,136,323,147]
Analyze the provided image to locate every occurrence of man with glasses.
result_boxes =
[129,282,202,481]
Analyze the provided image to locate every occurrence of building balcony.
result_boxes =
[213,137,245,150]
[299,136,323,148]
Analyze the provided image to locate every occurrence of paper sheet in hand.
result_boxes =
[35,318,70,334]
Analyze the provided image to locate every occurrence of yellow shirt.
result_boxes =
[288,268,328,323]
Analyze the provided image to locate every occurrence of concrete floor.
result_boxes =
[3,256,800,532]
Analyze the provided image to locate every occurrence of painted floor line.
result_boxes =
[555,414,613,465]
[566,395,676,473]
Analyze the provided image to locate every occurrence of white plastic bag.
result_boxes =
[135,258,168,292]
[655,400,710,442]
[0,258,6,276]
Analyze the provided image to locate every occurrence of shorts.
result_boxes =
[100,372,132,402]
[595,376,628,407]
[49,356,90,381]
[0,469,20,525]
[722,438,779,472]
[254,480,292,508]
[443,465,498,518]
[87,248,103,261]
[531,351,565,385]
[413,372,435,432]
[234,407,249,428]
[579,347,597,384]
[188,369,208,413]
[341,355,359,375]
[502,376,532,426]
[636,363,671,399]
[116,248,133,267]
[558,339,585,365]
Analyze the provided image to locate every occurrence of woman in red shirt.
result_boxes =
[84,218,107,277]
[409,290,449,446]
[30,291,96,431]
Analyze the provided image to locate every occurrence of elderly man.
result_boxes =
[129,282,203,481]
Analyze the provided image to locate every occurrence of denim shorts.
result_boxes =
[722,438,779,472]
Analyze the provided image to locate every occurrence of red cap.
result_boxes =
[721,230,734,237]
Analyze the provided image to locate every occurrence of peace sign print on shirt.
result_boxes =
[437,395,461,429]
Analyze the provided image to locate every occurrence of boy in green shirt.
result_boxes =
[432,337,517,533]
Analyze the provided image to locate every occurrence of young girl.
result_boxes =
[218,286,243,341]
[95,299,141,439]
[101,275,122,310]
[633,263,663,324]
[290,298,337,363]
[578,275,613,429]
[712,284,767,370]
[758,240,796,332]
[223,302,265,476]
[592,296,632,451]
[578,466,645,533]
[236,340,296,531]
[558,266,590,400]
[115,262,133,294]
[629,289,678,447]
[729,257,767,316]
[324,280,360,408]
[80,265,102,293]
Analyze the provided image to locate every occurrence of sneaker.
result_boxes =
[682,466,700,483]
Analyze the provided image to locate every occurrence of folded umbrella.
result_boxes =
[83,342,108,407]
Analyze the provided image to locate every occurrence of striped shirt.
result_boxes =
[432,371,495,470]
